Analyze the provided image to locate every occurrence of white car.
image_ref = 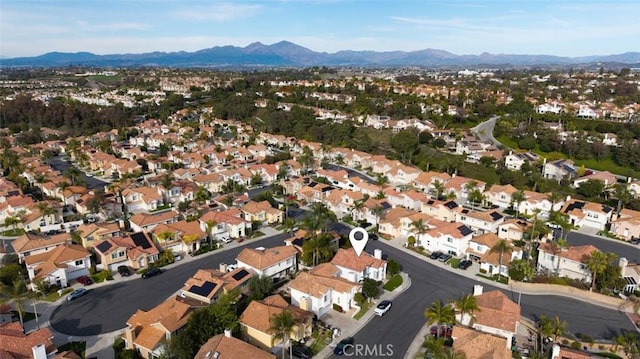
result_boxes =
[172,252,182,261]
[374,300,392,316]
[226,264,238,272]
[218,235,232,243]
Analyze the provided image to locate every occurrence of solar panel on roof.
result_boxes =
[232,269,250,281]
[457,225,473,236]
[130,232,152,249]
[489,212,503,220]
[188,281,217,297]
[96,241,112,253]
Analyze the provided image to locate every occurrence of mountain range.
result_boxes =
[2,41,640,68]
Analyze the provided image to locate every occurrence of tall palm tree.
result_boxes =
[302,234,334,266]
[63,166,82,186]
[283,218,297,237]
[371,204,385,230]
[268,309,301,359]
[550,238,568,275]
[410,218,428,247]
[454,294,479,326]
[431,180,445,200]
[511,190,526,218]
[375,174,389,192]
[584,251,616,292]
[490,239,510,278]
[547,191,564,213]
[0,279,32,328]
[539,315,567,342]
[37,202,57,226]
[3,216,21,231]
[205,219,217,247]
[423,300,455,338]
[155,230,175,248]
[194,185,211,204]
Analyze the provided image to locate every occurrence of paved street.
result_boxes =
[566,231,640,263]
[471,115,500,147]
[48,156,109,190]
[325,164,376,184]
[49,233,289,336]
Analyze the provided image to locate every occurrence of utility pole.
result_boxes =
[32,301,39,330]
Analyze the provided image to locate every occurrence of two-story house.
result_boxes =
[242,201,283,225]
[12,232,72,263]
[25,244,91,289]
[537,243,599,282]
[179,267,253,305]
[610,208,640,241]
[199,208,251,240]
[194,332,275,359]
[420,220,474,257]
[236,246,299,279]
[129,210,180,233]
[561,199,614,231]
[288,271,361,317]
[456,209,505,234]
[330,248,387,283]
[94,232,160,271]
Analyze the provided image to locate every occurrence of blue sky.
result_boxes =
[1,0,639,58]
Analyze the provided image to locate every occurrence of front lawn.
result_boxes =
[308,330,333,355]
[42,288,73,302]
[382,274,404,291]
[448,258,461,269]
[251,231,265,238]
[353,301,372,320]
[1,228,25,236]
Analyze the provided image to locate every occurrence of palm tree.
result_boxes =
[37,202,57,226]
[550,238,568,275]
[302,234,334,266]
[268,309,301,359]
[490,239,510,279]
[371,204,385,230]
[0,279,32,328]
[539,315,567,342]
[194,186,211,204]
[63,166,82,186]
[423,300,455,338]
[547,191,564,213]
[410,218,428,247]
[584,251,616,292]
[155,230,175,248]
[454,294,479,326]
[205,219,217,247]
[511,190,526,218]
[375,173,389,191]
[277,163,290,181]
[3,216,21,231]
[431,180,445,200]
[335,154,345,165]
[283,218,297,237]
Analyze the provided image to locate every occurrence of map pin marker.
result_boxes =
[349,227,369,257]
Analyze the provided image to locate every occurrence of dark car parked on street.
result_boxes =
[333,337,355,356]
[430,251,443,260]
[141,267,163,279]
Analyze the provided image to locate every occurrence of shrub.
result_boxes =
[333,303,343,313]
[479,268,487,274]
[571,341,582,349]
[407,236,416,247]
[386,259,400,276]
[382,274,403,291]
[354,293,366,305]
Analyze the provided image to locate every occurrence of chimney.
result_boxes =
[31,344,47,359]
[473,285,483,296]
[219,263,227,273]
[374,249,382,260]
[124,326,136,349]
[224,329,232,338]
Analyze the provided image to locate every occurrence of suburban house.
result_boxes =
[330,248,387,283]
[420,220,474,257]
[484,184,518,209]
[420,199,460,222]
[194,332,275,359]
[619,257,640,294]
[151,220,208,254]
[241,200,283,225]
[25,243,91,289]
[543,159,577,181]
[462,286,521,342]
[123,298,195,359]
[497,219,531,241]
[378,207,415,238]
[236,245,299,279]
[76,222,121,249]
[451,326,512,359]
[199,208,251,239]
[94,232,160,271]
[239,294,314,353]
[537,243,599,282]
[129,210,180,233]
[572,171,617,188]
[12,232,72,263]
[288,271,361,317]
[456,209,505,234]
[504,151,540,171]
[295,182,334,203]
[121,187,164,214]
[610,208,640,241]
[0,322,58,359]
[179,267,253,305]
[561,199,614,231]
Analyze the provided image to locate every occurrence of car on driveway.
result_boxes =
[630,238,640,245]
[374,300,392,316]
[430,251,443,260]
[76,275,93,286]
[333,337,355,355]
[172,252,182,261]
[291,345,312,359]
[67,288,88,301]
[458,259,473,270]
[117,265,131,277]
[438,253,453,263]
[141,267,162,279]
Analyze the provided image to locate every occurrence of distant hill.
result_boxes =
[2,40,640,68]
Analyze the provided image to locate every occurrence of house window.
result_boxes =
[287,258,293,265]
[461,216,467,221]
[447,237,453,243]
[75,260,83,266]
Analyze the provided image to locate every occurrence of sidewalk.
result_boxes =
[20,227,284,359]
[316,272,412,359]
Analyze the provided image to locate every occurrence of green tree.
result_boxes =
[576,179,605,199]
[386,259,400,276]
[63,166,82,186]
[390,130,419,163]
[539,315,567,342]
[268,309,301,359]
[301,234,334,266]
[584,251,617,292]
[194,186,212,204]
[250,173,263,187]
[3,216,21,231]
[0,279,32,328]
[490,239,510,278]
[247,276,274,301]
[410,218,429,247]
[362,278,380,299]
[205,219,217,247]
[511,190,525,218]
[282,217,297,237]
[454,294,479,326]
[0,264,23,286]
[423,300,455,338]
[508,259,536,281]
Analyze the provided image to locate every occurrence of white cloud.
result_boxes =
[174,3,262,21]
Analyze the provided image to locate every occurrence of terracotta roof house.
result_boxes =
[24,244,91,289]
[0,321,57,359]
[94,232,160,271]
[456,208,505,234]
[497,219,531,241]
[123,297,195,359]
[485,184,518,209]
[467,287,521,340]
[572,171,617,188]
[199,208,251,240]
[288,271,361,317]
[451,326,511,359]
[239,294,314,352]
[330,248,387,283]
[241,200,283,225]
[194,332,275,359]
[610,208,640,241]
[179,267,253,304]
[76,222,121,249]
[12,232,72,263]
[129,210,180,233]
[151,219,207,254]
[236,245,298,279]
[537,243,599,282]
[551,344,598,359]
[562,199,614,231]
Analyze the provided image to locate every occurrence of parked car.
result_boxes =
[429,325,453,338]
[291,345,312,359]
[141,267,163,279]
[630,238,640,245]
[117,265,131,277]
[172,252,182,261]
[368,232,379,241]
[66,288,88,301]
[333,337,355,355]
[438,253,453,263]
[217,235,232,244]
[458,259,473,270]
[430,251,443,260]
[76,275,93,286]
[374,300,392,316]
